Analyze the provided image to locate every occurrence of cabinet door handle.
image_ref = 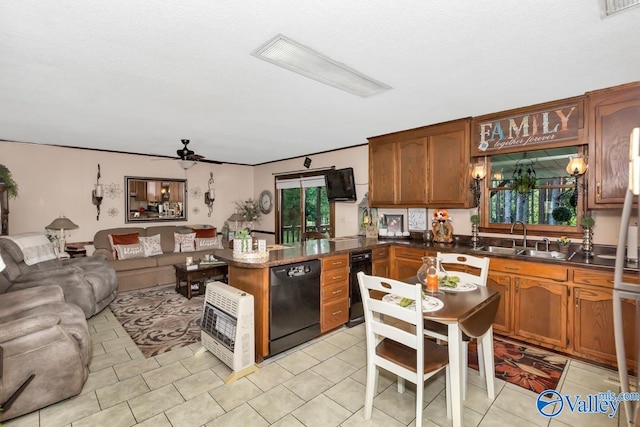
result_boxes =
[597,182,601,198]
[332,310,342,316]
[332,289,342,295]
[504,266,520,271]
[332,275,343,280]
[515,282,519,293]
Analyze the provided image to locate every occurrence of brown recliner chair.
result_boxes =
[0,237,118,318]
[0,285,91,422]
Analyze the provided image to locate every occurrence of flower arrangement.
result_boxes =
[557,236,571,247]
[235,198,262,223]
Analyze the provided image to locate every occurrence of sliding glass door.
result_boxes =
[277,174,332,243]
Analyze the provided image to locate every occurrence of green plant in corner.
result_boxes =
[0,164,18,198]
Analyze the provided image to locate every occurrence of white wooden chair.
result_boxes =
[358,271,451,424]
[425,252,491,399]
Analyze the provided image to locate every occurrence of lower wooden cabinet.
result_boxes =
[391,246,427,280]
[513,277,568,349]
[486,272,512,334]
[571,268,638,370]
[320,254,349,333]
[372,246,390,277]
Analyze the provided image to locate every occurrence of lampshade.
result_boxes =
[227,213,246,222]
[566,155,588,175]
[471,163,487,180]
[45,216,79,230]
[0,253,5,272]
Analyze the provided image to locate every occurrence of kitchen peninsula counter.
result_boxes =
[214,236,638,364]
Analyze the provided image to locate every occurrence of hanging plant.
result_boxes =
[511,158,537,195]
[552,206,573,223]
[0,164,18,198]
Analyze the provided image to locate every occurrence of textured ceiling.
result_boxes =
[1,1,639,165]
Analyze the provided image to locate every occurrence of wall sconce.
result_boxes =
[566,154,588,197]
[204,172,215,217]
[470,162,487,208]
[92,164,103,221]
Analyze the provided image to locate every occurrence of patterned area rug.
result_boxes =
[109,285,203,358]
[468,338,568,393]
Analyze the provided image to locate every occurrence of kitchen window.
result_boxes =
[483,146,586,235]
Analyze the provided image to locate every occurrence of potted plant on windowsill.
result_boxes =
[556,236,572,254]
[0,164,18,198]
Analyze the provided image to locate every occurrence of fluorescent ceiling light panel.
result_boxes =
[252,34,391,98]
[603,0,640,15]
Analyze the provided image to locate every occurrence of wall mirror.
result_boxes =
[125,177,187,223]
[486,146,584,232]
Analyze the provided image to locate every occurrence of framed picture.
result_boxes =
[408,208,427,231]
[383,214,404,234]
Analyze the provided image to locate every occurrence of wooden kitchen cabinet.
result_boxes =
[146,181,159,202]
[490,258,568,349]
[390,246,428,280]
[368,132,427,206]
[587,81,640,208]
[169,182,182,202]
[514,277,568,349]
[320,254,349,333]
[571,268,638,369]
[133,181,147,201]
[426,119,473,207]
[368,118,473,207]
[486,271,513,334]
[372,246,390,277]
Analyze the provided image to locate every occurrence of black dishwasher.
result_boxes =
[269,259,321,355]
[348,250,372,327]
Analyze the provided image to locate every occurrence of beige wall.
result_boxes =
[1,141,254,242]
[2,140,623,246]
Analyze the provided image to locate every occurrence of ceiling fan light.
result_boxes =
[179,160,196,170]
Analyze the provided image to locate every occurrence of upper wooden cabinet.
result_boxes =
[587,81,640,208]
[368,118,472,207]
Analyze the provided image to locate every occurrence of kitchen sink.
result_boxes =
[518,249,570,260]
[475,246,520,255]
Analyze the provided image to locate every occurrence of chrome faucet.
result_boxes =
[536,238,550,252]
[510,221,527,248]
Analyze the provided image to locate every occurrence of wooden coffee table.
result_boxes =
[174,261,228,299]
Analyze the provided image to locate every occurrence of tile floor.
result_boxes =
[3,308,633,427]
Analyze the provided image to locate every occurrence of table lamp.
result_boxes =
[45,215,79,258]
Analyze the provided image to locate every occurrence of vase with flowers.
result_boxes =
[235,198,262,231]
[556,236,571,254]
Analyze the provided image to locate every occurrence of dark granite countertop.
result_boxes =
[213,236,640,273]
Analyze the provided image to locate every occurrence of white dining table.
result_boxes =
[407,279,501,427]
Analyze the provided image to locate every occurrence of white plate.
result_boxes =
[382,294,444,312]
[439,282,477,292]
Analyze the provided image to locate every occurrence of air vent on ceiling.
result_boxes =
[252,34,391,98]
[603,0,640,15]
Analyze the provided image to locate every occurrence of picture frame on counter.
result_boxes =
[383,214,404,234]
[407,208,427,231]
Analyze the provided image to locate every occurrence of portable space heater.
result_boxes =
[201,281,258,383]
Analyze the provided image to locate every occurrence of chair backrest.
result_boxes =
[436,252,490,287]
[301,231,324,241]
[358,271,425,373]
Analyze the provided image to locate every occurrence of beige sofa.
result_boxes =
[93,225,222,292]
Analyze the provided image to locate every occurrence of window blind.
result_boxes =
[276,176,326,190]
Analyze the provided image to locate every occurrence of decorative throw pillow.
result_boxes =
[113,243,146,260]
[195,236,223,251]
[174,232,196,252]
[108,232,140,259]
[193,228,217,238]
[139,234,163,257]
